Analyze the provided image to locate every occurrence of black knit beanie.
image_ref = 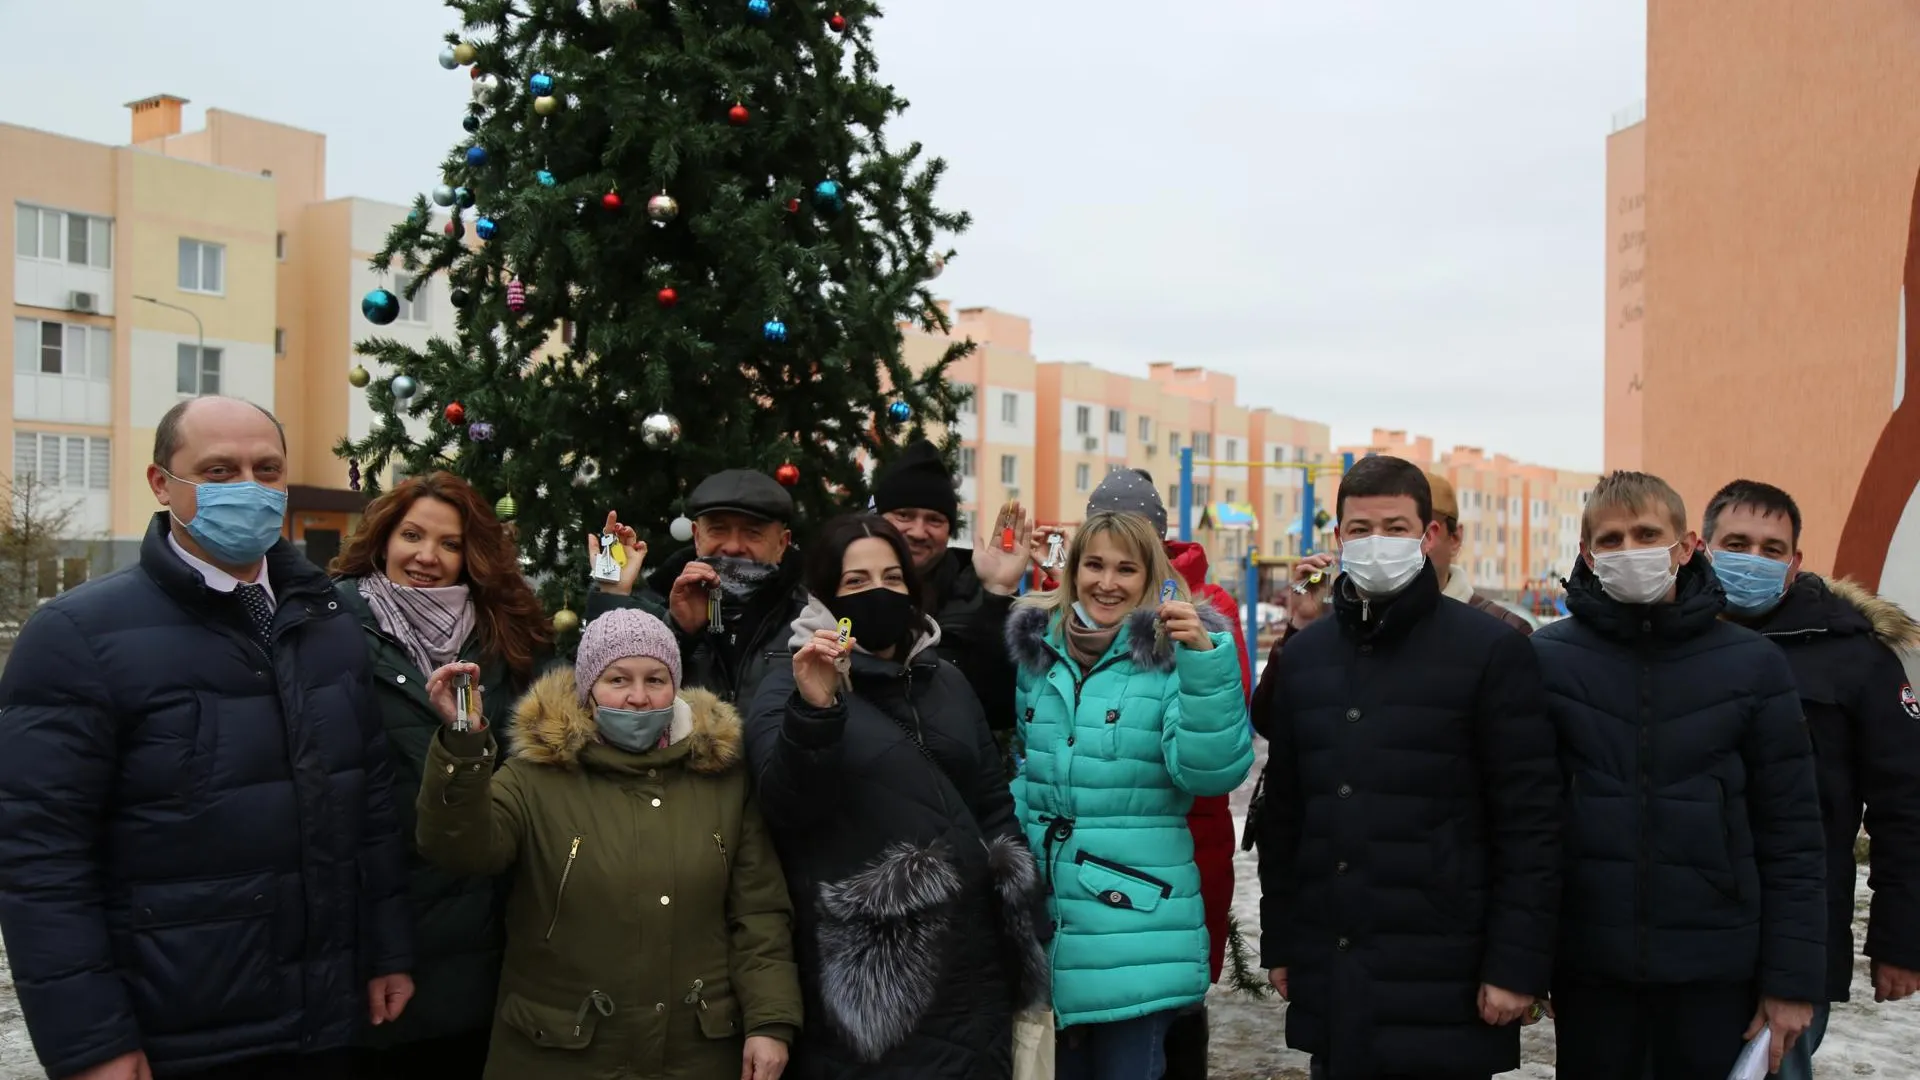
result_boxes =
[874,439,959,525]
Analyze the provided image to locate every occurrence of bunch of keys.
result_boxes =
[452,671,475,733]
[1041,531,1066,569]
[590,530,627,584]
[998,502,1019,553]
[1290,569,1327,596]
[835,617,852,650]
[707,581,723,634]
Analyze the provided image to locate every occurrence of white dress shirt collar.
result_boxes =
[168,532,274,609]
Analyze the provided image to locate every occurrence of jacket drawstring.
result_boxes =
[573,990,615,1037]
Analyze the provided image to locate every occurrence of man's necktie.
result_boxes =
[237,583,275,644]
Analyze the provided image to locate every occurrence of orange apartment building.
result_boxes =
[1605,0,1920,621]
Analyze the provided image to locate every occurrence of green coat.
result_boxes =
[336,577,529,1049]
[418,667,804,1080]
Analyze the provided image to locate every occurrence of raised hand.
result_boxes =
[587,511,649,596]
[793,627,851,709]
[1158,600,1215,651]
[426,662,485,729]
[668,561,722,634]
[975,503,1032,596]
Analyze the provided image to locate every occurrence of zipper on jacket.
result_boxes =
[545,835,583,941]
[713,832,729,870]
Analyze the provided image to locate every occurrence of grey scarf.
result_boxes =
[359,573,477,677]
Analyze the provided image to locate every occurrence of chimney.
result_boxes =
[126,94,189,144]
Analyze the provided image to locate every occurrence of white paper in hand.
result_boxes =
[1726,1028,1771,1080]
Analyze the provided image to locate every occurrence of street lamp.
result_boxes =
[133,294,204,359]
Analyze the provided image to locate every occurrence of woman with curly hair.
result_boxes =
[330,470,553,1078]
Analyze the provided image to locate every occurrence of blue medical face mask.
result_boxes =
[1711,549,1792,615]
[594,703,676,754]
[163,470,289,565]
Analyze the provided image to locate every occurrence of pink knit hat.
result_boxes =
[574,608,682,703]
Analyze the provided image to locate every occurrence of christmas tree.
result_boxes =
[338,0,971,624]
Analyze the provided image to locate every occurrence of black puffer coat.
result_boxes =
[0,514,411,1079]
[1743,572,1920,1000]
[1256,563,1560,1079]
[923,548,1018,732]
[744,598,1048,1080]
[1534,555,1825,1001]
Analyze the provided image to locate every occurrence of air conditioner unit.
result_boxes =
[68,291,98,314]
[1082,437,1100,452]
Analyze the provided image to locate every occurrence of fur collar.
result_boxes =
[507,667,743,773]
[1827,577,1920,651]
[1005,601,1233,675]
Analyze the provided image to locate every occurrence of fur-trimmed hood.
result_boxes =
[1005,600,1234,674]
[507,666,743,773]
[1826,576,1920,651]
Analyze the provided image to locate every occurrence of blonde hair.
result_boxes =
[1581,470,1689,544]
[1016,511,1188,621]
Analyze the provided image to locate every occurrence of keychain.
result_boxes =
[998,502,1018,553]
[1290,569,1326,596]
[1042,531,1065,569]
[707,581,723,633]
[452,671,475,733]
[1159,579,1178,604]
[835,617,852,650]
[590,531,627,584]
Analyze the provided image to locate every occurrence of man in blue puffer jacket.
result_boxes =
[0,397,413,1080]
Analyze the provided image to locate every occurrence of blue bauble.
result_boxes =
[462,114,481,134]
[454,187,475,208]
[475,217,498,240]
[529,73,554,96]
[465,146,489,168]
[887,401,912,423]
[747,0,772,18]
[362,289,400,326]
[762,318,788,343]
[536,169,556,187]
[812,179,844,213]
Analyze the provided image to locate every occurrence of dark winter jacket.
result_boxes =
[418,669,803,1080]
[923,547,1018,733]
[1257,562,1561,1079]
[0,514,412,1079]
[587,545,807,707]
[1741,573,1920,1000]
[336,577,537,1049]
[745,598,1048,1080]
[1534,556,1826,1001]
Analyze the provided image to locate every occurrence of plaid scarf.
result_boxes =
[359,573,476,677]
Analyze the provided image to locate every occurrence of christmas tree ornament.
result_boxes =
[602,0,637,10]
[495,493,518,520]
[669,515,695,542]
[747,0,772,19]
[830,11,847,31]
[453,41,477,65]
[573,457,602,486]
[391,375,419,402]
[348,459,362,492]
[362,289,401,325]
[462,114,481,134]
[432,184,456,206]
[438,46,460,70]
[528,73,554,96]
[455,187,475,208]
[646,192,679,223]
[602,191,623,211]
[444,401,467,425]
[465,146,490,168]
[475,216,498,240]
[812,179,844,214]
[762,318,788,343]
[887,400,912,423]
[929,253,946,278]
[450,288,471,308]
[506,278,528,313]
[728,103,750,125]
[775,462,800,487]
[533,95,559,116]
[468,421,495,441]
[536,169,556,186]
[641,411,681,448]
[347,364,371,388]
[552,607,580,634]
[443,218,465,239]
[785,197,801,213]
[657,286,678,307]
[471,74,501,104]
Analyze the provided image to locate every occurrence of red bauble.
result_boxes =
[444,401,466,425]
[775,463,800,487]
[657,286,678,307]
[602,191,623,211]
[728,103,750,126]
[829,12,847,32]
[785,198,801,213]
[470,66,483,79]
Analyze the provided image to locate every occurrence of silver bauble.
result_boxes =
[391,375,419,402]
[572,457,602,486]
[472,74,502,105]
[669,515,695,542]
[438,46,459,70]
[640,411,681,449]
[431,184,456,207]
[646,192,679,223]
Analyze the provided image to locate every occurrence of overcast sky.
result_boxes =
[0,0,1643,472]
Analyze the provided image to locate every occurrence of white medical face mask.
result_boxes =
[1591,544,1680,605]
[1340,535,1426,598]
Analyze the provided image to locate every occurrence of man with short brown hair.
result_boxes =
[1425,472,1534,636]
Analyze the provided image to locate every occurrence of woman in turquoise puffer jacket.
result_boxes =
[1006,512,1253,1080]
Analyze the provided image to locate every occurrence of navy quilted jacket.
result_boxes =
[0,513,412,1079]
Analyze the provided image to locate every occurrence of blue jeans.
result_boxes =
[1771,1001,1830,1080]
[1057,1010,1177,1080]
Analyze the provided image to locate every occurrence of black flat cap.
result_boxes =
[687,469,794,524]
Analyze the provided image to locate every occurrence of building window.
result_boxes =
[1000,393,1017,424]
[1194,484,1211,504]
[1167,485,1179,508]
[959,447,976,477]
[1168,431,1181,455]
[1074,405,1091,436]
[1138,415,1152,442]
[178,239,225,294]
[954,383,975,414]
[396,273,429,323]
[176,344,222,395]
[960,511,976,541]
[15,319,110,379]
[999,454,1017,484]
[14,205,112,268]
[276,232,287,260]
[274,327,286,356]
[1108,409,1124,434]
[1192,432,1213,457]
[1225,488,1237,503]
[1225,439,1239,462]
[14,431,110,491]
[1075,464,1091,492]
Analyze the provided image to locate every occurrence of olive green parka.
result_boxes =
[418,667,803,1079]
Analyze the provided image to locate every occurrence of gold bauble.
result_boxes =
[495,494,518,520]
[534,95,559,116]
[552,608,581,633]
[347,364,371,388]
[453,42,477,65]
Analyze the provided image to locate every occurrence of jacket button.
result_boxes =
[1337,783,1353,798]
[395,674,407,685]
[1344,708,1361,722]
[660,895,671,905]
[327,601,338,610]
[655,1003,666,1013]
[1336,861,1349,875]
[651,798,662,808]
[1105,709,1119,722]
[648,769,658,778]
[1067,736,1075,747]
[1336,937,1350,951]
[445,763,456,775]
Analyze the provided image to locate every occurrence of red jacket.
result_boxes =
[1165,540,1251,983]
